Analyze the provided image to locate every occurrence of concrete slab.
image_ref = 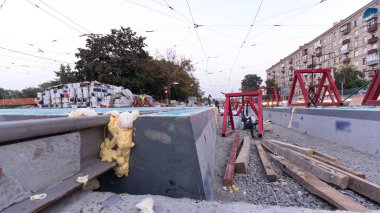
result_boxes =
[98,108,217,200]
[264,107,380,157]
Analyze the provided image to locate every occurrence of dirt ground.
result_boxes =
[212,120,380,211]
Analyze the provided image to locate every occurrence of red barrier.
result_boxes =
[221,90,263,137]
[362,70,380,106]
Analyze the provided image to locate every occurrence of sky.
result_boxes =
[0,0,374,98]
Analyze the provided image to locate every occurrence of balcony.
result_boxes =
[302,55,308,63]
[366,52,379,66]
[307,64,313,68]
[341,38,350,45]
[367,24,378,33]
[340,23,351,35]
[368,36,378,44]
[363,8,378,22]
[302,49,308,56]
[315,47,322,57]
[340,44,350,55]
[367,48,378,55]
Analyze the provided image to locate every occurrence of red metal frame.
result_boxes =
[362,70,380,106]
[287,69,343,107]
[130,96,153,107]
[222,90,263,138]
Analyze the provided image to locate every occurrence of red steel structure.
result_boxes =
[362,70,380,106]
[269,86,280,107]
[287,69,343,107]
[221,90,263,137]
[130,96,153,107]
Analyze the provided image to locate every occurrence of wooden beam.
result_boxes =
[270,139,314,156]
[235,136,251,174]
[263,140,349,189]
[310,154,365,179]
[264,140,380,203]
[223,132,241,186]
[270,140,365,179]
[273,156,366,212]
[256,142,277,182]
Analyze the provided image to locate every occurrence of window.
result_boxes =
[354,30,359,38]
[354,19,358,27]
[364,47,367,54]
[354,50,359,57]
[354,61,359,67]
[363,36,368,44]
[363,58,367,65]
[354,40,358,48]
[373,43,378,49]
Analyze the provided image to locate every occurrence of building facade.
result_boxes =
[266,0,379,100]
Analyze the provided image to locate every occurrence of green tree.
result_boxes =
[55,64,78,84]
[75,27,151,91]
[21,87,43,98]
[265,78,279,95]
[333,65,366,89]
[241,74,263,92]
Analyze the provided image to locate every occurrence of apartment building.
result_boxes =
[266,0,379,100]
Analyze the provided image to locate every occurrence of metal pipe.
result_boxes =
[343,80,372,102]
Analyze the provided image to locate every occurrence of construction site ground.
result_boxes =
[44,120,380,212]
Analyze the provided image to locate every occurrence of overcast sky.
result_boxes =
[0,0,373,98]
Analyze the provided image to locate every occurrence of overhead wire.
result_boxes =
[0,46,73,64]
[24,0,84,34]
[150,0,192,23]
[0,0,6,9]
[228,0,264,83]
[123,0,191,24]
[38,0,92,33]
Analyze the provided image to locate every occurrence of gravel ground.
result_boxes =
[45,191,353,213]
[213,120,380,211]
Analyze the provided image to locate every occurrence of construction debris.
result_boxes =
[273,156,366,212]
[263,140,349,189]
[235,136,251,174]
[256,142,277,182]
[30,194,47,201]
[135,197,154,213]
[223,132,241,186]
[270,139,365,179]
[264,139,380,204]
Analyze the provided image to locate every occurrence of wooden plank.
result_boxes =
[270,139,314,155]
[273,156,366,212]
[270,139,365,179]
[2,160,116,213]
[311,153,365,179]
[256,142,277,182]
[263,140,349,189]
[235,136,251,174]
[312,150,339,163]
[264,140,380,204]
[223,132,241,186]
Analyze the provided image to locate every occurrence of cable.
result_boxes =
[0,0,6,9]
[123,0,190,24]
[38,0,92,33]
[0,46,73,64]
[25,0,84,34]
[150,0,192,22]
[185,0,208,64]
[228,0,264,82]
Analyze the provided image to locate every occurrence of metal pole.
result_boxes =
[341,82,344,98]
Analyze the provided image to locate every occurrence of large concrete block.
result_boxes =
[263,107,380,157]
[99,108,217,200]
[0,132,81,211]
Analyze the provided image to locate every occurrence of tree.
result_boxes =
[75,27,151,91]
[265,78,279,95]
[333,65,366,89]
[241,74,263,92]
[54,64,78,84]
[21,87,43,98]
